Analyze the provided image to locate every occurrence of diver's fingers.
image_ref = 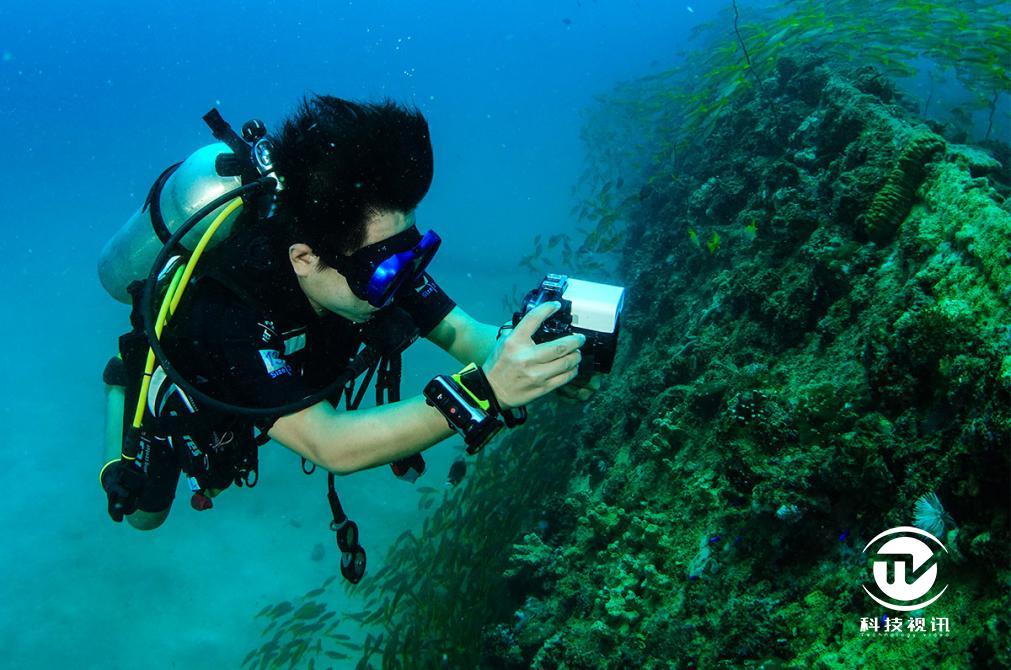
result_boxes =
[528,333,584,363]
[536,348,582,380]
[544,363,581,392]
[510,301,562,341]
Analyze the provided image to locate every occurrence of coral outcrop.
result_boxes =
[472,54,1011,669]
[861,134,947,242]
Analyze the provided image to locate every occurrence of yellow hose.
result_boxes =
[131,267,184,429]
[128,197,245,432]
[170,197,244,315]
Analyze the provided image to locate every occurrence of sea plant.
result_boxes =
[912,491,956,538]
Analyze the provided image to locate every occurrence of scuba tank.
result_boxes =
[98,142,244,304]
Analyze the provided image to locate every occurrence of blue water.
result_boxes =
[0,1,709,668]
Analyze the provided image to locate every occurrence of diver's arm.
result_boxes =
[272,303,582,470]
[273,303,582,473]
[426,306,500,366]
[268,396,455,474]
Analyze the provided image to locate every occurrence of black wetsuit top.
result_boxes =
[136,225,456,513]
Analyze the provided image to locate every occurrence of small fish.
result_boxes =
[562,17,572,26]
[363,607,387,625]
[686,5,694,13]
[344,610,370,622]
[292,602,326,620]
[269,601,293,619]
[301,586,325,600]
[447,457,467,487]
[325,651,352,660]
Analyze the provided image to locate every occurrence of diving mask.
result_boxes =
[330,221,442,309]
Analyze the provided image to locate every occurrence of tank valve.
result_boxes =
[242,119,267,142]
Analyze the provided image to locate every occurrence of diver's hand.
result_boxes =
[556,371,602,403]
[101,460,146,522]
[483,301,584,409]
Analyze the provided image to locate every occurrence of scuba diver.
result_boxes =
[97,95,606,583]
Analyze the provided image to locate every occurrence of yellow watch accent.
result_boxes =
[451,363,491,412]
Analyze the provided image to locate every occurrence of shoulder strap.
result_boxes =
[197,268,268,315]
[192,215,276,315]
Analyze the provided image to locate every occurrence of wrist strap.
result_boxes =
[501,405,527,428]
[455,363,500,413]
[455,363,527,428]
[453,363,495,412]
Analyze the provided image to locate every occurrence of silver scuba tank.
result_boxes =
[98,142,243,304]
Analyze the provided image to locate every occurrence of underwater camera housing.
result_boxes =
[512,274,625,374]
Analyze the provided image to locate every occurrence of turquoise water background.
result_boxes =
[0,1,707,668]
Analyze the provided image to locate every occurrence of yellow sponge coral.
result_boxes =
[864,133,946,241]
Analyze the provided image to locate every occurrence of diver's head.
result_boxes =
[271,95,437,320]
[272,95,433,260]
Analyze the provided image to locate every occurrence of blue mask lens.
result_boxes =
[344,226,442,308]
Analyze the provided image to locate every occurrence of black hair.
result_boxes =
[271,95,434,265]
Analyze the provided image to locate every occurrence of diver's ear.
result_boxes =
[289,243,319,277]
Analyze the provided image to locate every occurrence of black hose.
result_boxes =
[141,177,377,418]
